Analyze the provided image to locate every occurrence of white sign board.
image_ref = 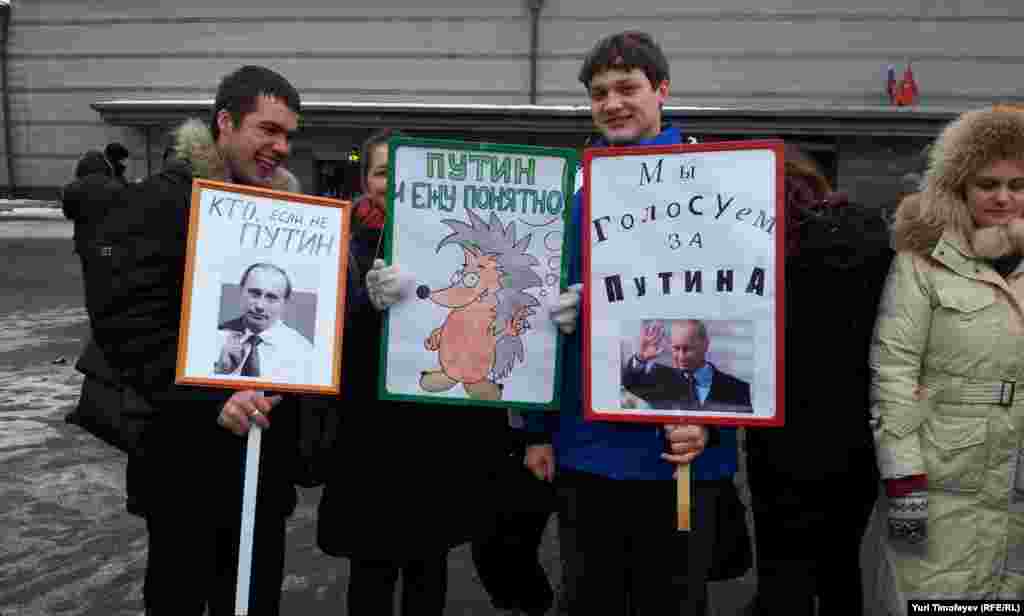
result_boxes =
[583,140,784,426]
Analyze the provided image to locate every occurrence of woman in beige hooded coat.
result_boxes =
[871,105,1024,612]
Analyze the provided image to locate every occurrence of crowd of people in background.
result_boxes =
[57,28,1024,616]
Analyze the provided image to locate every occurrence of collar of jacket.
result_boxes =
[167,118,294,191]
[931,229,1013,288]
[587,125,684,148]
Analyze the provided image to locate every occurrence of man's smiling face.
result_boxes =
[217,95,298,187]
[588,67,668,145]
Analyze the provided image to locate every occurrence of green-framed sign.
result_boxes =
[378,136,577,410]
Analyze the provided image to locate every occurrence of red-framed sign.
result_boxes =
[582,140,785,427]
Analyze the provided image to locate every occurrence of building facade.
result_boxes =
[2,0,1023,207]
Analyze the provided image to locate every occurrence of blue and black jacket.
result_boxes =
[523,125,738,482]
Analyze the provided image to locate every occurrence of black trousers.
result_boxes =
[555,469,723,616]
[748,476,877,616]
[139,417,294,616]
[143,507,287,615]
[347,554,448,616]
[471,463,557,615]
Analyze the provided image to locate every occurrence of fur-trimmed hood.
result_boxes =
[171,118,300,192]
[891,192,931,253]
[894,106,1024,254]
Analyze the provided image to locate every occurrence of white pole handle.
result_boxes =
[234,398,264,615]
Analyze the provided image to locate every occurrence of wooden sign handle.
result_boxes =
[677,463,691,531]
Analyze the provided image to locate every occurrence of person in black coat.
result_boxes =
[105,142,131,185]
[743,146,890,616]
[81,66,310,616]
[316,129,507,616]
[62,150,118,255]
[469,414,559,616]
[62,150,156,515]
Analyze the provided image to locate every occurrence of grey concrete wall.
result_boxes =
[538,0,1024,106]
[3,0,1023,198]
[3,1,535,195]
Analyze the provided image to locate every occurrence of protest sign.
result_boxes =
[583,140,785,427]
[175,179,351,395]
[379,137,576,410]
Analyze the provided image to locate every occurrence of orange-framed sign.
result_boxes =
[582,140,785,427]
[175,178,351,395]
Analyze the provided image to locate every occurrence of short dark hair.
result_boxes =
[239,263,292,300]
[210,65,301,142]
[74,150,113,179]
[578,31,669,90]
[360,128,405,184]
[104,142,130,162]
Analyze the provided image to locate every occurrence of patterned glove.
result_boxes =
[365,259,408,311]
[549,283,583,335]
[886,476,928,544]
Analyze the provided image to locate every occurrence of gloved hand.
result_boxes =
[549,283,582,335]
[366,259,409,311]
[887,489,928,544]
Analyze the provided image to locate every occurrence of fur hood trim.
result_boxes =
[892,192,938,253]
[894,106,1024,254]
[172,118,298,192]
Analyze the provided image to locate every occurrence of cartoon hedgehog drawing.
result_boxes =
[416,207,541,400]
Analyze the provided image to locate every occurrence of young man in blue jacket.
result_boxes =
[363,30,722,616]
[523,31,736,616]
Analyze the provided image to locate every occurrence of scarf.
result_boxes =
[354,197,386,231]
[990,253,1023,278]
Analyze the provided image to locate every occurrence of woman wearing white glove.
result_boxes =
[365,258,413,311]
[316,129,507,616]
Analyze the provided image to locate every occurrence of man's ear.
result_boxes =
[216,109,234,139]
[654,80,669,105]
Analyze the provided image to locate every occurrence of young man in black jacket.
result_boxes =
[81,65,306,616]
